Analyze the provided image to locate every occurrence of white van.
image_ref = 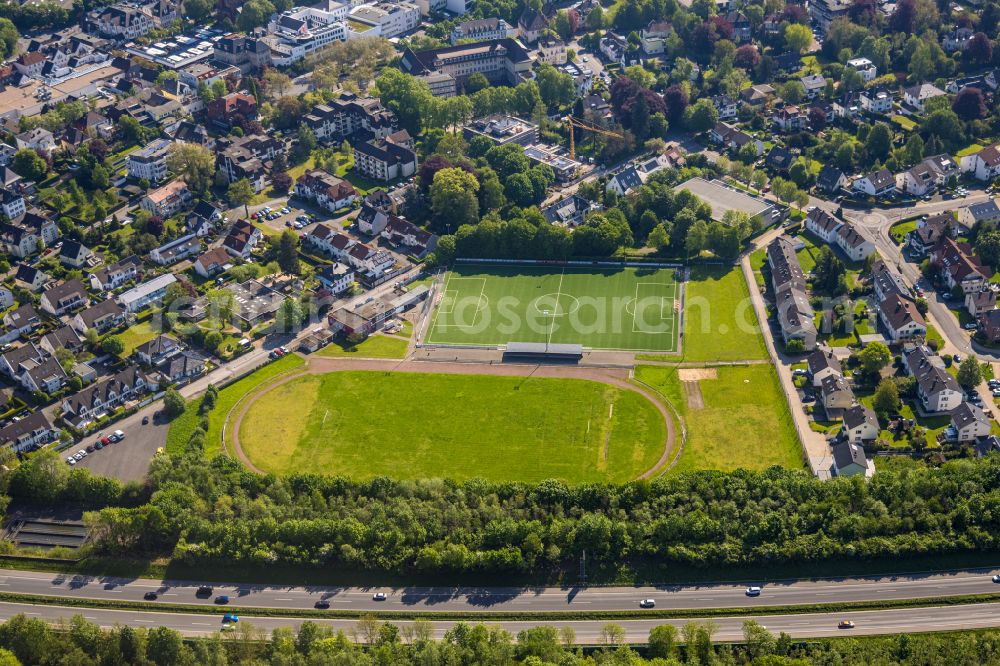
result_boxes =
[113,430,125,441]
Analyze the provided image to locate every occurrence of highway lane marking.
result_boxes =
[276,598,294,601]
[192,623,213,626]
[135,620,153,623]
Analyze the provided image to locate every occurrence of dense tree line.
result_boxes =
[30,401,1000,577]
[1,612,1000,665]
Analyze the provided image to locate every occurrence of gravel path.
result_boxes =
[227,356,676,480]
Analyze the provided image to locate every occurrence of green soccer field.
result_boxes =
[426,265,679,352]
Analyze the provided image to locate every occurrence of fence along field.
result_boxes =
[426,265,680,352]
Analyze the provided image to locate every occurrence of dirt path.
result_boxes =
[227,356,677,480]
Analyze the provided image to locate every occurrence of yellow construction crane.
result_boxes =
[565,116,623,161]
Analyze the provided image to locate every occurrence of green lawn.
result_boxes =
[238,371,666,482]
[165,354,305,458]
[636,364,803,473]
[749,248,766,287]
[116,320,163,356]
[315,334,408,359]
[682,265,768,362]
[956,143,985,158]
[890,114,916,132]
[889,220,918,245]
[427,265,679,352]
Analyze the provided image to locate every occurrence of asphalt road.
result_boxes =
[3,567,1000,614]
[1,599,998,641]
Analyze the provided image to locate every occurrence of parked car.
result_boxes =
[95,442,103,450]
[113,430,125,441]
[142,416,149,425]
[964,323,978,330]
[66,457,76,465]
[77,449,87,458]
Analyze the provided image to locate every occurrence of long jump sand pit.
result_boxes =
[678,368,717,410]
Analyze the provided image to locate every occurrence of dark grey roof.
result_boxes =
[807,349,841,375]
[843,403,878,431]
[832,441,867,470]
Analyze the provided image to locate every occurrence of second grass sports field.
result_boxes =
[426,265,680,352]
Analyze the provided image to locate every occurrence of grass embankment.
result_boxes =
[315,334,409,359]
[636,364,803,473]
[165,354,305,457]
[238,371,666,483]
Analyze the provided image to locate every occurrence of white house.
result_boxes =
[846,57,877,82]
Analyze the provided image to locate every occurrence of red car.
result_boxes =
[100,437,111,446]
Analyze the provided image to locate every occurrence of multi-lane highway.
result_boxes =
[2,567,999,613]
[1,599,998,641]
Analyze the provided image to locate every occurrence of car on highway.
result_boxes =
[220,624,235,632]
[745,586,762,596]
[144,592,158,600]
[223,614,239,623]
[315,599,331,609]
[639,599,656,608]
[838,619,855,629]
[215,595,230,604]
[197,586,213,597]
[372,592,388,601]
[992,574,1000,583]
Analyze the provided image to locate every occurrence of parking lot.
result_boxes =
[74,405,170,482]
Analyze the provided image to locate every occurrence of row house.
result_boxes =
[2,305,40,340]
[20,356,67,394]
[293,171,359,213]
[116,273,177,313]
[959,200,1000,229]
[804,209,874,260]
[90,255,142,292]
[905,213,954,258]
[852,169,896,198]
[150,234,200,266]
[303,94,399,143]
[40,279,89,316]
[0,411,58,453]
[72,299,126,335]
[90,5,155,40]
[949,402,991,442]
[767,237,816,351]
[222,219,263,260]
[1,188,25,220]
[0,343,45,379]
[60,366,151,429]
[871,259,911,302]
[1,211,60,259]
[899,154,959,197]
[878,292,927,342]
[903,345,963,414]
[40,326,82,357]
[930,237,991,294]
[959,144,1000,181]
[316,264,354,294]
